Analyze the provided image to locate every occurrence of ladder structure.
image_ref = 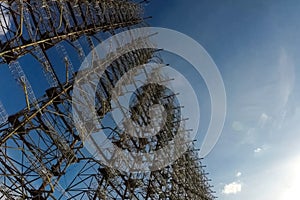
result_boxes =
[0,1,216,199]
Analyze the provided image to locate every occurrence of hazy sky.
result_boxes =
[147,0,300,199]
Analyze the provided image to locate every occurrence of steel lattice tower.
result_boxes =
[0,1,216,199]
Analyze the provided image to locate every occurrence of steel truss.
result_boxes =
[0,0,216,199]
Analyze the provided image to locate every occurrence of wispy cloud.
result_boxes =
[258,113,270,128]
[232,121,246,132]
[236,172,242,177]
[278,48,295,108]
[254,144,270,155]
[232,47,295,134]
[273,48,296,128]
[254,148,262,153]
[222,182,242,194]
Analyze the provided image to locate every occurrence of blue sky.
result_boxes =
[1,1,300,199]
[147,0,300,199]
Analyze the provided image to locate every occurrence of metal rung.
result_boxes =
[0,101,8,124]
[23,6,35,41]
[55,43,75,79]
[60,1,73,28]
[86,36,96,52]
[73,40,86,63]
[8,61,38,107]
[33,46,59,87]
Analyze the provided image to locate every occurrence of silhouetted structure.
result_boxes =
[0,1,215,199]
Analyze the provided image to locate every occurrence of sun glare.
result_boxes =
[279,156,300,200]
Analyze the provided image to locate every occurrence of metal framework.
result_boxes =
[0,0,216,199]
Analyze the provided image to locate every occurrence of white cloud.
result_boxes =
[254,148,262,153]
[258,112,270,128]
[254,145,270,154]
[236,172,242,177]
[222,182,242,194]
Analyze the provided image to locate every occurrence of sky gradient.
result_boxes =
[147,0,300,199]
